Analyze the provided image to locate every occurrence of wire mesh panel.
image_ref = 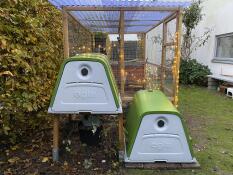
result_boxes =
[108,34,146,95]
[145,18,178,101]
[65,9,181,103]
[145,23,163,90]
[68,15,93,56]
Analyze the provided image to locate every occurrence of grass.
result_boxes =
[124,86,233,175]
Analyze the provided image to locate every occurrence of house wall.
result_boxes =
[191,0,233,76]
[146,0,233,76]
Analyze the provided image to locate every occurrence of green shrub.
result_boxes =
[179,59,211,86]
[0,0,63,144]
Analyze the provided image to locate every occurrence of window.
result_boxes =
[213,33,233,64]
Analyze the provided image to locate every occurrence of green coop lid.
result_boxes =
[125,90,193,157]
[49,53,120,108]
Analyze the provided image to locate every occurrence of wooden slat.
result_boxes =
[164,41,175,47]
[86,24,154,28]
[105,32,145,34]
[173,9,183,106]
[118,113,125,151]
[125,161,200,170]
[160,22,167,91]
[64,6,180,12]
[119,10,125,96]
[92,33,95,51]
[79,19,161,22]
[143,33,147,82]
[118,10,125,154]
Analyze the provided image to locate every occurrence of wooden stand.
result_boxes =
[125,161,200,170]
[118,113,125,161]
[52,116,59,161]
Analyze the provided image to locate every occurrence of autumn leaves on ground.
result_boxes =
[1,86,233,175]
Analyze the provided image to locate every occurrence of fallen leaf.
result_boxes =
[8,157,20,164]
[24,148,34,153]
[0,71,13,77]
[64,161,68,166]
[41,157,49,163]
[83,159,92,169]
[11,145,19,151]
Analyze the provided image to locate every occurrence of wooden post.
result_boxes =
[118,113,124,161]
[63,10,69,58]
[53,116,59,161]
[160,22,167,91]
[92,33,95,52]
[52,9,69,162]
[143,33,147,88]
[119,10,125,96]
[173,9,183,106]
[118,10,125,161]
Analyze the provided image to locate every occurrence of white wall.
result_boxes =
[191,0,233,76]
[146,0,233,76]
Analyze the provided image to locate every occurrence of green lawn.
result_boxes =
[125,86,233,175]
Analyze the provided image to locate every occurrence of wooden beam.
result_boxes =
[146,62,172,71]
[92,33,95,51]
[104,32,145,34]
[79,19,161,22]
[118,10,125,156]
[87,24,154,28]
[118,113,125,153]
[52,117,59,161]
[146,12,177,33]
[160,22,167,91]
[125,161,200,169]
[62,10,69,58]
[63,6,180,12]
[173,9,183,106]
[143,33,147,83]
[164,41,176,47]
[119,10,125,96]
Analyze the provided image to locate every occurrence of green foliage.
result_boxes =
[179,59,211,86]
[0,0,63,143]
[183,0,203,36]
[182,0,212,60]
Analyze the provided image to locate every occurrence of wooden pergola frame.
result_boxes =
[52,6,183,162]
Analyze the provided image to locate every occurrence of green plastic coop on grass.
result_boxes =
[124,90,196,163]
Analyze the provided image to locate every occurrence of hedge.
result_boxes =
[0,0,63,143]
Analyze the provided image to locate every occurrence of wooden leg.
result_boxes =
[118,113,124,161]
[53,116,59,161]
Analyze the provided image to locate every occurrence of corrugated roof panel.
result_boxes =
[71,11,120,21]
[49,0,191,8]
[49,0,191,33]
[125,11,171,20]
